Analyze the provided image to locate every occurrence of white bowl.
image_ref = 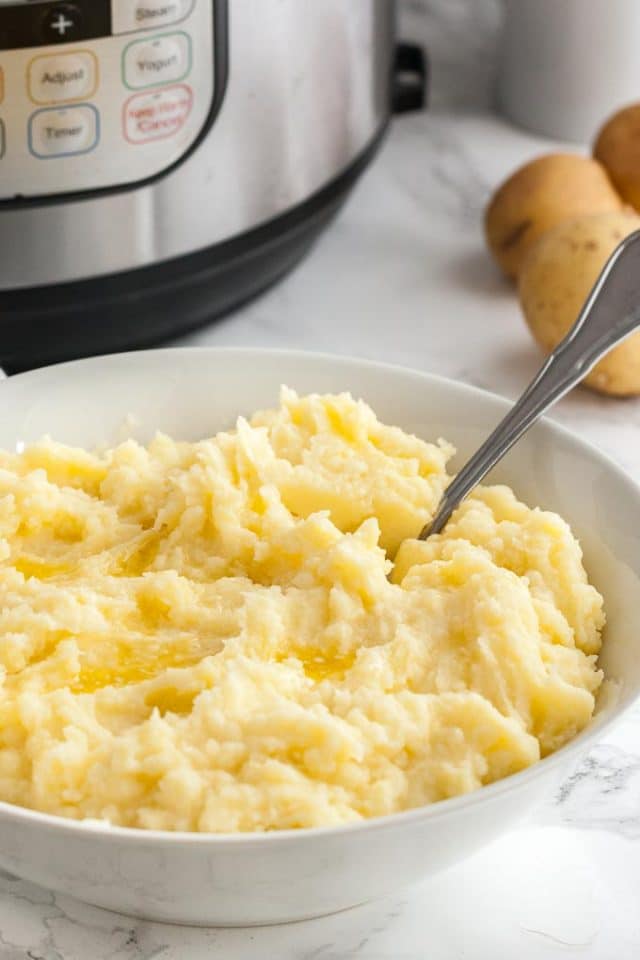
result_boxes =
[0,347,639,927]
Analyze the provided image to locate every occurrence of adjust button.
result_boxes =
[29,105,99,158]
[29,52,98,105]
[112,0,194,35]
[124,84,193,143]
[123,32,191,89]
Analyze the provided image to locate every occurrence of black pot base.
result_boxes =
[0,127,386,373]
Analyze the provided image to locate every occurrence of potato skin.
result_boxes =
[485,154,622,280]
[518,212,640,396]
[594,104,640,212]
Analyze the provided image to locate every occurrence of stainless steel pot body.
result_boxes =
[0,0,396,289]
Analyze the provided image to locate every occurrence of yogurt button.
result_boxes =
[124,33,191,89]
[29,52,97,104]
[29,105,99,158]
[112,0,194,34]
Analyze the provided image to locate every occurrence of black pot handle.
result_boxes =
[393,43,428,114]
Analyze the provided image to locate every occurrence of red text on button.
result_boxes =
[123,84,193,143]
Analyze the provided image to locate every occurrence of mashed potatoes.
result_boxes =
[0,390,604,831]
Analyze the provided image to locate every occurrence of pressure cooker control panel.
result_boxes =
[0,0,217,199]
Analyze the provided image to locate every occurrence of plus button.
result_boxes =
[41,4,84,44]
[51,13,74,37]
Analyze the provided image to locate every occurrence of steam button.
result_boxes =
[112,0,194,35]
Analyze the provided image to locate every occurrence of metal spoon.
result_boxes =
[420,229,640,540]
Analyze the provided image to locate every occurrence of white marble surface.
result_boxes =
[182,108,640,482]
[5,5,640,959]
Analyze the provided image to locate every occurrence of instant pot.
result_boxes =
[0,1,425,370]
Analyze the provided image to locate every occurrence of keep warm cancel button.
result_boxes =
[124,84,193,143]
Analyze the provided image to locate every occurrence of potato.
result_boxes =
[485,154,622,280]
[518,211,640,396]
[594,104,640,212]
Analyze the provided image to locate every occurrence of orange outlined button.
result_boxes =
[28,51,98,105]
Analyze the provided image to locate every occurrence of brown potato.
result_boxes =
[518,211,640,396]
[485,154,623,280]
[594,104,640,212]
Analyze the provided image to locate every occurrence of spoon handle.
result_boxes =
[420,229,640,540]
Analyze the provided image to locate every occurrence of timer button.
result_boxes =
[29,105,99,158]
[112,0,194,35]
[29,52,98,105]
[123,33,191,90]
[41,4,84,44]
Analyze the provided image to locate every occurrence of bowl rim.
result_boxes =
[0,345,638,846]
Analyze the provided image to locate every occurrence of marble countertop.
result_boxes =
[5,11,640,960]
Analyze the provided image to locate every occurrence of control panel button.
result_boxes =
[124,84,193,143]
[0,2,110,50]
[0,120,5,159]
[29,52,98,105]
[123,32,191,89]
[112,0,195,35]
[41,4,85,45]
[29,105,99,158]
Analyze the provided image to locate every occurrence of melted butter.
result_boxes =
[71,647,205,694]
[297,649,355,683]
[14,556,74,580]
[136,592,170,628]
[27,629,72,668]
[2,630,73,683]
[145,686,197,716]
[248,492,267,516]
[17,511,86,544]
[112,533,161,577]
[326,405,356,442]
[22,451,107,495]
[51,515,85,544]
